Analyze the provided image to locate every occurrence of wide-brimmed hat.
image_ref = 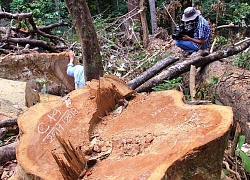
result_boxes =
[181,7,201,22]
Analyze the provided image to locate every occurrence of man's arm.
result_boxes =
[183,35,205,45]
[69,51,75,64]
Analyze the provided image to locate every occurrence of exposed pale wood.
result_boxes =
[189,65,196,101]
[15,75,232,179]
[0,78,39,118]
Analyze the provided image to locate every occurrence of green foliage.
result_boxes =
[152,77,182,91]
[195,76,219,101]
[227,2,250,25]
[235,135,250,173]
[215,36,230,50]
[10,0,70,26]
[233,52,250,70]
[201,0,250,31]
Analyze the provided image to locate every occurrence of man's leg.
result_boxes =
[174,40,199,53]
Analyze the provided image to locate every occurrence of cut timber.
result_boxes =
[15,75,233,180]
[0,52,75,95]
[196,60,250,143]
[0,78,39,118]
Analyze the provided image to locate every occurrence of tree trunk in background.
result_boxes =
[95,0,101,14]
[125,0,141,44]
[148,0,157,34]
[139,0,149,47]
[64,0,103,81]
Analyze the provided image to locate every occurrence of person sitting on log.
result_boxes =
[67,51,86,89]
[174,7,210,55]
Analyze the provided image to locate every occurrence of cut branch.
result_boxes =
[0,141,18,165]
[5,37,58,52]
[127,56,179,89]
[0,12,33,19]
[0,118,17,128]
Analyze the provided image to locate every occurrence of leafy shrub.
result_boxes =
[152,77,182,91]
[235,135,250,173]
[233,52,250,70]
[10,0,70,25]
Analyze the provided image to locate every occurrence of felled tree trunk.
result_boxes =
[196,60,250,143]
[132,39,250,92]
[0,52,75,95]
[13,75,232,180]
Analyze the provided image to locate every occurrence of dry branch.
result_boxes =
[0,118,17,128]
[127,56,179,89]
[0,11,69,53]
[0,141,18,165]
[0,12,32,19]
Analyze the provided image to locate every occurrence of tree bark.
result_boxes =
[133,39,250,92]
[0,52,75,95]
[148,0,157,34]
[64,0,103,81]
[0,142,18,165]
[127,56,179,89]
[0,12,68,53]
[197,60,250,143]
[0,118,17,128]
[139,0,149,48]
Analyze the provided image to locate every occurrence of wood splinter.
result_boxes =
[51,134,88,180]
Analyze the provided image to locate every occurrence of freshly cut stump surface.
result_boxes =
[15,75,233,180]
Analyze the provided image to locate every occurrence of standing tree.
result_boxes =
[64,0,103,81]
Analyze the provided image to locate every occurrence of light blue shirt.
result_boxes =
[67,63,85,89]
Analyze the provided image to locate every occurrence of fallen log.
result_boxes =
[0,52,75,95]
[133,38,250,92]
[127,56,179,89]
[3,37,58,53]
[0,142,18,166]
[196,60,250,143]
[13,75,233,179]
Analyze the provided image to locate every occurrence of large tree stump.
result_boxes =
[0,52,75,95]
[14,75,232,180]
